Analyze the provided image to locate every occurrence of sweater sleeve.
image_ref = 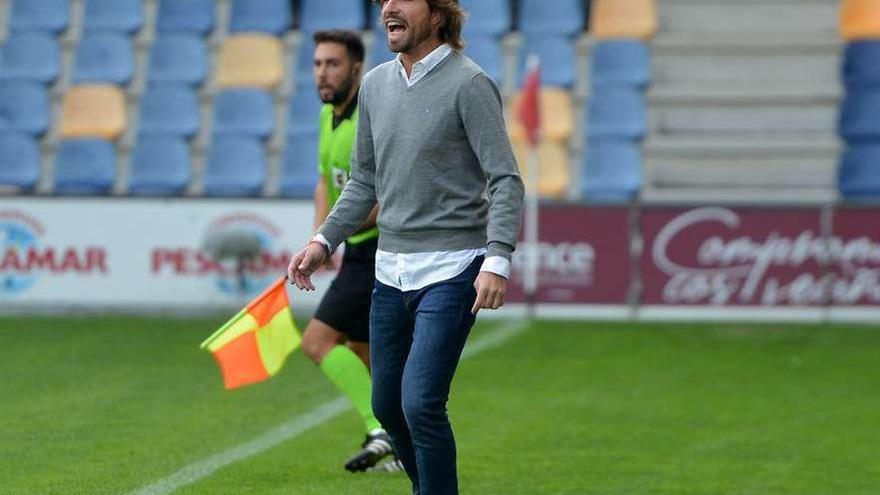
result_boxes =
[458,73,525,260]
[317,88,378,250]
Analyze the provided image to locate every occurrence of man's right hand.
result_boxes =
[287,242,328,291]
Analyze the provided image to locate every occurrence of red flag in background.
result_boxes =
[518,55,541,147]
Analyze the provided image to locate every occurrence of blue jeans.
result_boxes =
[370,257,482,495]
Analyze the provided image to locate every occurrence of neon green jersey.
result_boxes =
[318,101,379,245]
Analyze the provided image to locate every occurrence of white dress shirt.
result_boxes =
[317,43,511,291]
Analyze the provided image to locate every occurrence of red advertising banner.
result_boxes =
[507,206,630,304]
[641,207,826,306]
[830,208,880,306]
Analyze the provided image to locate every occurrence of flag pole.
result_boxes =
[520,55,541,321]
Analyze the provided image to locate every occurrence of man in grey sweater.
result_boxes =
[288,0,524,492]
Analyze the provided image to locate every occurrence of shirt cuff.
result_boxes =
[312,234,331,250]
[480,256,511,279]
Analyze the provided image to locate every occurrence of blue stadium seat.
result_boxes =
[0,34,60,84]
[138,85,200,138]
[147,35,207,86]
[229,0,292,35]
[591,40,651,89]
[83,0,143,34]
[9,0,69,34]
[203,137,266,197]
[587,87,647,139]
[369,31,396,69]
[54,139,116,195]
[156,0,215,35]
[295,37,316,88]
[129,136,191,196]
[839,144,880,198]
[301,0,365,32]
[280,132,319,198]
[465,36,503,84]
[460,0,511,37]
[518,0,584,37]
[213,89,275,139]
[582,139,642,201]
[844,41,880,89]
[0,132,40,191]
[839,90,880,142]
[518,36,575,88]
[287,91,323,136]
[0,82,49,136]
[73,35,134,85]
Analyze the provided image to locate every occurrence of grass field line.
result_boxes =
[126,319,530,495]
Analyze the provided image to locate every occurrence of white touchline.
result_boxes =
[127,320,529,495]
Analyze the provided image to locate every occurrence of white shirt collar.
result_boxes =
[396,43,453,87]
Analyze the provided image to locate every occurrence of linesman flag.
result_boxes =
[518,54,541,147]
[200,277,301,389]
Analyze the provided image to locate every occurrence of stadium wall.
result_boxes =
[1,198,878,323]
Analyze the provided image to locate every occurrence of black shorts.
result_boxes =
[313,237,377,343]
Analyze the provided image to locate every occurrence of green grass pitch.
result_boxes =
[1,315,879,494]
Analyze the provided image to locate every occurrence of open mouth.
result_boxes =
[386,19,407,35]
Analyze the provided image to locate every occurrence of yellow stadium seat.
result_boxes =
[841,0,880,40]
[58,84,127,140]
[591,0,657,41]
[508,88,574,143]
[216,34,284,89]
[513,140,571,198]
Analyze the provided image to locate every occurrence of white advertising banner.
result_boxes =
[0,198,333,311]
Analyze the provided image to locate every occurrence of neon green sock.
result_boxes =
[319,345,382,433]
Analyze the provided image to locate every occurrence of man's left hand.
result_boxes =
[472,271,507,315]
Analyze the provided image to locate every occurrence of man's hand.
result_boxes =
[287,242,328,291]
[472,271,507,315]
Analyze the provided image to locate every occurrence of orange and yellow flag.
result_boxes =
[200,277,300,389]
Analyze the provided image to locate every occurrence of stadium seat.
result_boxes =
[465,36,503,84]
[512,140,571,198]
[295,36,317,87]
[287,91,324,136]
[83,0,143,34]
[73,34,134,86]
[369,33,396,69]
[156,0,215,35]
[839,90,880,142]
[843,41,880,88]
[229,0,292,35]
[591,41,651,89]
[518,36,576,88]
[138,86,200,138]
[280,132,319,198]
[518,0,584,37]
[213,89,275,139]
[0,132,40,191]
[53,139,116,195]
[0,82,49,136]
[128,135,191,196]
[58,84,127,140]
[460,0,511,37]
[587,87,647,139]
[9,0,69,34]
[203,137,266,197]
[300,0,365,32]
[582,139,642,201]
[839,144,880,198]
[216,35,284,89]
[591,0,658,41]
[0,34,60,84]
[841,0,880,40]
[147,35,207,86]
[508,88,574,142]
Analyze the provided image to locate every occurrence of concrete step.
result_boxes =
[652,34,840,54]
[648,83,841,105]
[650,101,837,134]
[645,136,840,158]
[658,0,838,36]
[642,186,837,204]
[652,51,839,85]
[647,156,837,189]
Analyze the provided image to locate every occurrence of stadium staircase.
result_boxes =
[642,0,841,203]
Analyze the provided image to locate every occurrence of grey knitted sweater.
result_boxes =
[318,51,524,260]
